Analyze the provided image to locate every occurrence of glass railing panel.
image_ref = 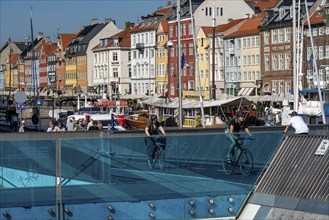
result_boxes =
[59,131,283,219]
[0,139,57,209]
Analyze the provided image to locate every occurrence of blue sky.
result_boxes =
[0,0,169,46]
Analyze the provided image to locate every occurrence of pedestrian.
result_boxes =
[97,120,103,130]
[19,120,25,132]
[53,122,66,132]
[87,119,93,131]
[88,120,99,131]
[74,119,86,131]
[47,122,54,132]
[66,118,74,131]
[283,111,309,135]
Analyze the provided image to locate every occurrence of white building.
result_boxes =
[86,18,121,90]
[92,28,131,98]
[130,19,159,96]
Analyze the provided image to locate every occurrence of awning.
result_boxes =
[242,88,254,96]
[237,88,246,96]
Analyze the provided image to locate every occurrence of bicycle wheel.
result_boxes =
[239,150,253,176]
[158,149,165,170]
[222,149,235,175]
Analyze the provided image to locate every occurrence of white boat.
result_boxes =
[67,113,126,131]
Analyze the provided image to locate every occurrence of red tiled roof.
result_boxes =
[214,18,246,35]
[130,20,159,33]
[43,43,57,54]
[155,6,172,16]
[226,16,263,37]
[93,29,131,50]
[251,0,279,16]
[160,20,169,33]
[201,27,213,36]
[308,6,325,25]
[59,33,77,49]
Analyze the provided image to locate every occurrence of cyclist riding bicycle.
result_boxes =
[226,111,254,162]
[145,115,166,160]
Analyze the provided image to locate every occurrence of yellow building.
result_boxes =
[65,56,77,94]
[156,21,169,96]
[194,26,212,100]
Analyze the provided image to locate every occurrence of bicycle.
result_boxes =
[145,135,166,170]
[222,135,254,176]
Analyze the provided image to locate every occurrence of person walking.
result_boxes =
[18,120,25,132]
[283,111,309,135]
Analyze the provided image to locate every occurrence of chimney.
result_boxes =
[125,21,135,29]
[104,17,111,23]
[245,13,250,18]
[45,36,51,43]
[227,18,233,22]
[91,18,98,25]
[37,32,44,40]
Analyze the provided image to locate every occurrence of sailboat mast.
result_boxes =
[177,0,183,128]
[211,0,216,100]
[304,0,326,124]
[189,0,205,127]
[293,0,298,112]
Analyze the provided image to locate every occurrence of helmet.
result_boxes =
[151,115,158,121]
[236,111,245,118]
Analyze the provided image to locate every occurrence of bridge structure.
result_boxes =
[0,126,328,220]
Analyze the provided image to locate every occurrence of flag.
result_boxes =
[181,53,186,69]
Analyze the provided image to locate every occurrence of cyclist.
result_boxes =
[145,115,166,160]
[226,111,254,162]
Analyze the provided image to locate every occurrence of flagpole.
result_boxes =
[177,0,183,128]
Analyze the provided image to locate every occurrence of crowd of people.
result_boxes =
[46,118,103,132]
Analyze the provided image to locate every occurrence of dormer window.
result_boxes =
[113,39,119,47]
[279,8,285,20]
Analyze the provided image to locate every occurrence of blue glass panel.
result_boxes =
[0,139,57,208]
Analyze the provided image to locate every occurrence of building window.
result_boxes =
[188,23,192,35]
[278,29,284,43]
[272,54,278,70]
[113,68,118,77]
[113,52,118,61]
[271,29,277,43]
[285,52,290,70]
[265,55,270,71]
[279,54,284,70]
[169,26,174,38]
[264,31,270,45]
[189,43,193,55]
[319,46,324,60]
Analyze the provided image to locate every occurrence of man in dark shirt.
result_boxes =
[226,111,254,161]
